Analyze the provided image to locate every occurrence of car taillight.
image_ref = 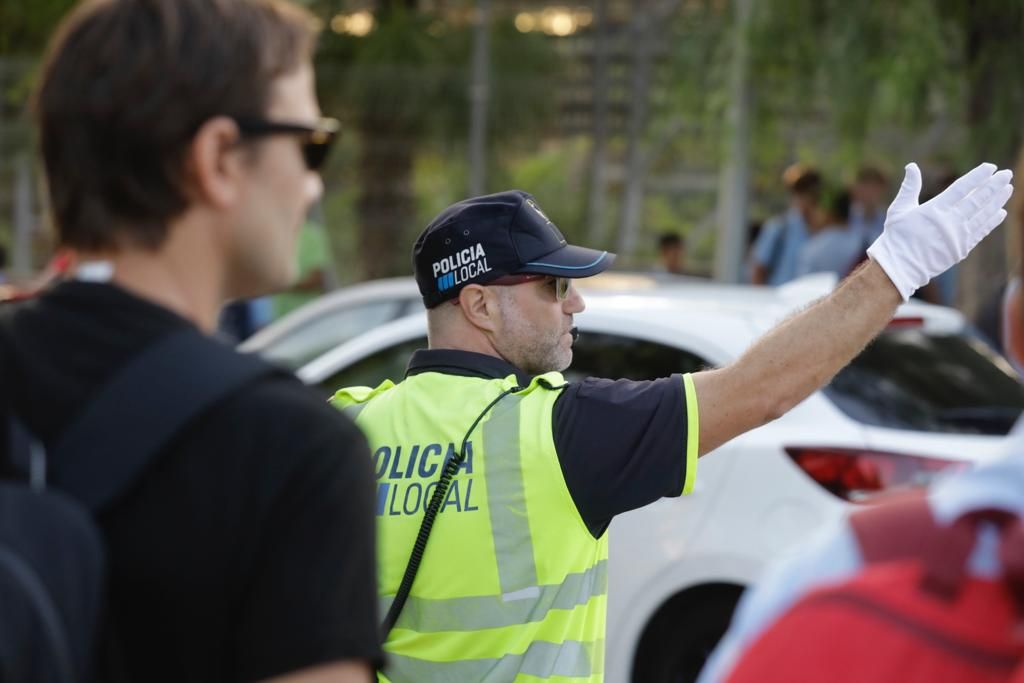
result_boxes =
[785,447,969,504]
[887,316,924,329]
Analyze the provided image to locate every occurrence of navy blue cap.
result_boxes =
[413,190,615,307]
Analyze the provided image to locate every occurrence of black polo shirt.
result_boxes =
[406,349,697,537]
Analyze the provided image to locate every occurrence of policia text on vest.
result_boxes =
[374,442,480,516]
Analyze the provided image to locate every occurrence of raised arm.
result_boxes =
[693,162,1013,455]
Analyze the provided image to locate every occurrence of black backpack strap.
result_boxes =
[0,310,38,486]
[381,384,523,638]
[48,328,279,511]
[3,416,36,483]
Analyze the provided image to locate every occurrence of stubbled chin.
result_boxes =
[556,349,573,373]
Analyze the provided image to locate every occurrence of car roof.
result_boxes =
[248,270,963,347]
[296,272,968,384]
[579,271,965,337]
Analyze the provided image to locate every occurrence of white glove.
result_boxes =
[867,162,1013,301]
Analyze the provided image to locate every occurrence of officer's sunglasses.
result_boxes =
[490,274,572,301]
[232,116,341,171]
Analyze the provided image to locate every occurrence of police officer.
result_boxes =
[333,164,1013,683]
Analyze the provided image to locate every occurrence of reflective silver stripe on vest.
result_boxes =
[481,394,539,596]
[386,639,603,682]
[379,560,608,632]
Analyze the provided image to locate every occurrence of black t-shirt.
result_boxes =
[406,349,694,538]
[0,282,382,682]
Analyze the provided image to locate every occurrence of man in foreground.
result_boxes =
[0,1,380,681]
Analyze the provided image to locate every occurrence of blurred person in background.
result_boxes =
[0,1,380,681]
[849,166,889,244]
[652,231,687,275]
[749,166,824,286]
[740,219,765,283]
[795,191,861,279]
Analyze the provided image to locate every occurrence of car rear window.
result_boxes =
[824,329,1024,435]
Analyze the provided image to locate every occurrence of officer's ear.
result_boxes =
[458,284,501,333]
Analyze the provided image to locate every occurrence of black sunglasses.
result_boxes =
[490,274,572,300]
[454,274,571,305]
[232,116,341,171]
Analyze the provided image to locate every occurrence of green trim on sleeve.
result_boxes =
[681,373,699,495]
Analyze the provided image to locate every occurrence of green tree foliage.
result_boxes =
[740,0,1024,310]
[317,6,444,279]
[0,0,76,115]
[314,3,560,278]
[746,0,1024,166]
[0,0,76,55]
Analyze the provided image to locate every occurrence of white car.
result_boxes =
[283,274,1024,683]
[240,277,421,370]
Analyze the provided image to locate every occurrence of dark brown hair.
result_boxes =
[34,0,319,250]
[855,166,888,186]
[790,169,823,200]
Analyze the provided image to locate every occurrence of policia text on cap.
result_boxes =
[332,171,1013,683]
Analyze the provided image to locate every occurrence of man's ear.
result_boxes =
[458,284,501,333]
[184,116,245,209]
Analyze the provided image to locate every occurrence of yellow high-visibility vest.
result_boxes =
[333,370,608,683]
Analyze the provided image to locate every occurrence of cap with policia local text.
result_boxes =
[413,190,616,307]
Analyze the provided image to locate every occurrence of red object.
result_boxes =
[786,446,968,503]
[48,250,75,275]
[887,316,925,329]
[724,493,1024,683]
[0,249,78,304]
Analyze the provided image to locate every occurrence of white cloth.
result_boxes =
[867,162,1013,301]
